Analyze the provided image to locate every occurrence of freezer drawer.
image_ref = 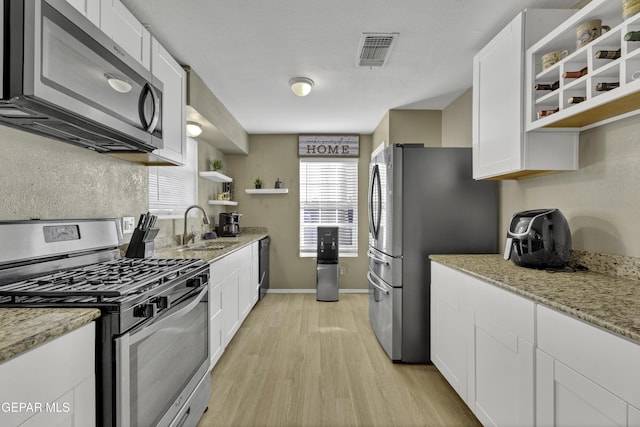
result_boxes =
[367,248,402,287]
[368,270,402,361]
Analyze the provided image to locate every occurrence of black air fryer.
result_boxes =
[503,209,571,269]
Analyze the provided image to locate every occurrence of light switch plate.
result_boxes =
[122,217,136,234]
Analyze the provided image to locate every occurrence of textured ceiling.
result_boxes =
[122,0,580,134]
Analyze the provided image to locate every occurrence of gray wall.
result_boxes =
[226,134,372,290]
[440,90,640,258]
[500,116,640,257]
[0,126,148,220]
[0,125,227,243]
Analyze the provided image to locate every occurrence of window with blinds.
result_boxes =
[299,158,358,257]
[148,137,197,215]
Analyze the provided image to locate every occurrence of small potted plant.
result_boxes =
[210,159,224,171]
[254,178,263,189]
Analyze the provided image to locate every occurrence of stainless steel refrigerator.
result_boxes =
[367,145,498,363]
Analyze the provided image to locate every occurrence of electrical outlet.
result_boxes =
[122,216,136,234]
[339,267,345,276]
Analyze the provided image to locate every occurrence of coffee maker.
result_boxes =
[217,213,240,237]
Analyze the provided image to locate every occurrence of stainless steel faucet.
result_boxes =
[182,205,210,245]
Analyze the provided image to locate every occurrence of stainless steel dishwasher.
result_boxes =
[259,236,270,300]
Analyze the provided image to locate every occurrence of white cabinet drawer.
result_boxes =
[470,277,534,344]
[537,305,640,408]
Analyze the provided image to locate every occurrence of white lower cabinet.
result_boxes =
[221,267,241,346]
[209,278,224,368]
[432,261,640,427]
[431,262,535,426]
[431,263,470,402]
[470,277,535,427]
[0,323,96,427]
[209,242,260,369]
[536,305,640,427]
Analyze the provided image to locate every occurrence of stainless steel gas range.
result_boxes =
[0,219,211,427]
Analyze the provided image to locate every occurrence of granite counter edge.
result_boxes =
[429,255,640,344]
[0,308,101,364]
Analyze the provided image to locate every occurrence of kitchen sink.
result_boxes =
[175,241,237,252]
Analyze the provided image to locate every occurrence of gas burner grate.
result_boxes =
[0,258,205,301]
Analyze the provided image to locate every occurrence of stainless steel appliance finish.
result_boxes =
[258,236,270,300]
[316,227,339,302]
[0,0,163,154]
[368,145,498,363]
[0,219,210,427]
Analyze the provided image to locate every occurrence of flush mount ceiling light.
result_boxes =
[186,121,203,137]
[289,77,314,96]
[104,73,132,93]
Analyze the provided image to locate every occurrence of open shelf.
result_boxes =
[208,200,238,206]
[199,171,233,182]
[245,189,289,194]
[526,0,640,130]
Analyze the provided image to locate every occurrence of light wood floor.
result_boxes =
[197,293,481,427]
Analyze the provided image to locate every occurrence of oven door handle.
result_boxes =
[129,286,208,345]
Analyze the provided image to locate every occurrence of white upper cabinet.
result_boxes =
[65,0,100,26]
[100,0,151,70]
[472,9,579,180]
[151,38,186,165]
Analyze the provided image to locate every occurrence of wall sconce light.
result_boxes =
[104,73,132,93]
[186,121,203,137]
[289,77,314,96]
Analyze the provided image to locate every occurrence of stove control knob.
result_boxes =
[186,276,203,288]
[153,296,169,310]
[134,303,158,318]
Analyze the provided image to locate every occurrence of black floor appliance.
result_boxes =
[259,237,270,300]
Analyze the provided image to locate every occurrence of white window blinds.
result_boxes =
[148,137,197,215]
[299,158,358,257]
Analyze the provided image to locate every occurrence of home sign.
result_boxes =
[298,135,359,157]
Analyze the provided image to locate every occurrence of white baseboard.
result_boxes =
[266,289,368,294]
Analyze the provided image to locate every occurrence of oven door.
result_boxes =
[115,286,210,427]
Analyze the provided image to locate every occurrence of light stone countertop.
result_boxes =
[430,254,640,344]
[0,228,267,364]
[0,308,101,364]
[153,227,268,263]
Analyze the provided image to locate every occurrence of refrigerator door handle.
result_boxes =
[369,164,381,240]
[367,271,390,295]
[367,250,389,266]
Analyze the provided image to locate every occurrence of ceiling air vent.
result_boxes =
[356,32,399,68]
